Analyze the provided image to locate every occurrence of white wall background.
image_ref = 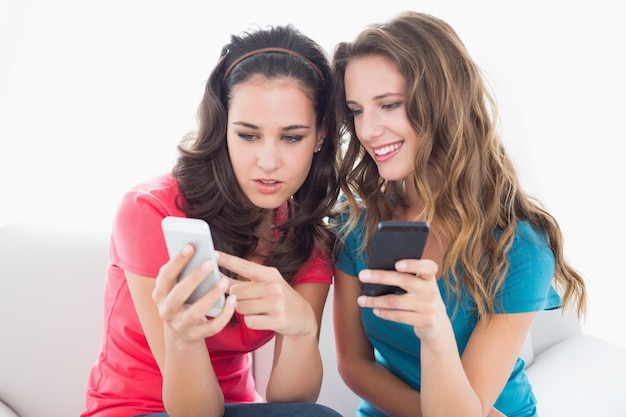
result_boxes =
[1,0,624,351]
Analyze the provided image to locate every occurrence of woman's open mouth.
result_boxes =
[373,141,402,162]
[254,179,282,194]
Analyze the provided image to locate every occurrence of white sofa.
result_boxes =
[1,223,626,417]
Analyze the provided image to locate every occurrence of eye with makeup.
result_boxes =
[347,100,402,118]
[381,101,402,110]
[347,106,363,117]
[283,134,305,144]
[235,131,306,144]
[237,132,258,142]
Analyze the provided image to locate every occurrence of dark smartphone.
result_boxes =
[363,220,430,296]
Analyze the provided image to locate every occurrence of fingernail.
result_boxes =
[217,277,228,290]
[182,245,193,256]
[359,270,371,281]
[201,260,212,272]
[357,296,366,306]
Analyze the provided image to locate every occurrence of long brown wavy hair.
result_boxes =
[173,24,340,283]
[331,11,586,318]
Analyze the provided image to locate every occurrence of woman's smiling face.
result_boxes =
[344,54,419,182]
[226,75,323,209]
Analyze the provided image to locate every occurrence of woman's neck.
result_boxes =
[394,178,425,221]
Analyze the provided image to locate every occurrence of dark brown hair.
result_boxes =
[173,24,339,283]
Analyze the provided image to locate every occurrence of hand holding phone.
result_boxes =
[161,216,225,317]
[363,220,430,296]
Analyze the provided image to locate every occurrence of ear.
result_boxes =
[315,119,327,152]
[315,132,325,152]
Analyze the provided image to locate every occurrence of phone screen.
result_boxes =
[363,220,430,296]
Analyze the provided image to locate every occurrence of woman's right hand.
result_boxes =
[152,244,237,342]
[357,258,446,342]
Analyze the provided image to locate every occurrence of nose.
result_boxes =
[356,109,384,143]
[256,140,281,172]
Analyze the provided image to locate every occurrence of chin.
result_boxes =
[378,165,413,182]
[379,172,408,182]
[248,195,286,210]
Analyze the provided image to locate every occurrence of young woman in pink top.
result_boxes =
[81,24,341,417]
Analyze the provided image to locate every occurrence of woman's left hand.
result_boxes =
[357,259,447,341]
[216,251,317,337]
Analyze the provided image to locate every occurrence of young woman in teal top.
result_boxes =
[330,11,587,417]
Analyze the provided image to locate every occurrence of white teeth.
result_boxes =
[260,180,277,184]
[373,142,401,156]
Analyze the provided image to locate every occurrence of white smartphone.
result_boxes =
[161,216,225,317]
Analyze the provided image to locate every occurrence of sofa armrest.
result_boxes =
[526,334,626,417]
[0,223,109,417]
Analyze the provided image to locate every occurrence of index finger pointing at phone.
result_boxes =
[215,251,282,282]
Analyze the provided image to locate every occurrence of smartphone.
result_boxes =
[363,220,430,296]
[161,216,225,317]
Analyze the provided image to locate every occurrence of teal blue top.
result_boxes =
[335,213,561,417]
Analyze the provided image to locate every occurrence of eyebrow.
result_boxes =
[346,92,403,106]
[232,121,311,131]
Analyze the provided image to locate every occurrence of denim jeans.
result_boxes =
[134,402,343,417]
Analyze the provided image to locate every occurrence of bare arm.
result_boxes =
[126,245,235,417]
[219,251,328,402]
[266,282,328,402]
[334,267,424,416]
[358,259,532,417]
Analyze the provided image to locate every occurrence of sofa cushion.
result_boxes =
[526,334,626,417]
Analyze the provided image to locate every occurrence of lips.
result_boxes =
[372,141,402,162]
[254,179,283,194]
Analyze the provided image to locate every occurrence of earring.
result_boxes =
[315,146,322,153]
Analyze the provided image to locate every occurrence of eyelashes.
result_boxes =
[236,133,305,143]
[348,101,404,117]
